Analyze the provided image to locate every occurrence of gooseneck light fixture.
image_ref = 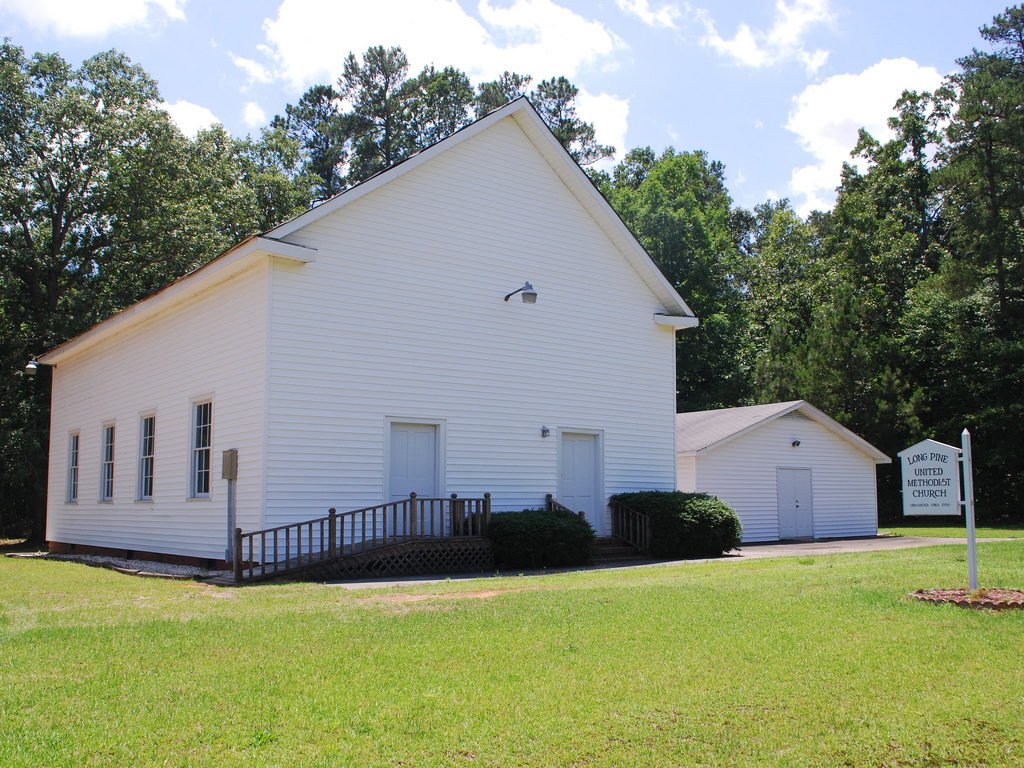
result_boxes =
[504,281,537,304]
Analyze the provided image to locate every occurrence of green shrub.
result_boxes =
[487,509,595,568]
[610,491,742,558]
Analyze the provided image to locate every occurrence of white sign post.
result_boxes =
[897,439,961,516]
[961,429,978,591]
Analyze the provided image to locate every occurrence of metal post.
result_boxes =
[222,449,238,563]
[328,508,337,558]
[225,478,236,563]
[233,528,243,583]
[961,428,978,591]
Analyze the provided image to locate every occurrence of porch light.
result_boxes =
[504,281,537,303]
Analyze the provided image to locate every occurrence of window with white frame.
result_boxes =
[138,415,155,500]
[191,401,212,497]
[100,424,115,501]
[67,433,79,502]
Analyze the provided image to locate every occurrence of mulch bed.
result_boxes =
[910,588,1024,611]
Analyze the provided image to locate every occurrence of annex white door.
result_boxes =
[559,432,603,535]
[389,423,439,535]
[777,468,814,539]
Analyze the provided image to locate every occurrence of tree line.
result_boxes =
[277,46,612,201]
[596,7,1024,517]
[2,6,1022,537]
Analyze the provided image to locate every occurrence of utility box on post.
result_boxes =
[222,449,238,480]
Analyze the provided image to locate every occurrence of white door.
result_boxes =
[777,468,813,539]
[389,423,438,535]
[559,432,603,534]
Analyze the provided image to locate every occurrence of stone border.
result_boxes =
[6,551,225,580]
[910,588,1024,611]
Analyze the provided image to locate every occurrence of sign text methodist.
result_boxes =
[896,439,961,516]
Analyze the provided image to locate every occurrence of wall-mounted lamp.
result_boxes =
[25,359,39,376]
[791,439,801,448]
[504,281,537,304]
[541,426,550,438]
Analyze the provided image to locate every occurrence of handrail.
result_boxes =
[610,499,650,555]
[545,493,585,518]
[234,492,491,583]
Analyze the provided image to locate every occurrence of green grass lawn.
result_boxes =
[880,519,1024,538]
[2,543,1022,767]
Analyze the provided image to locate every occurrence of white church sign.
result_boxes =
[897,439,961,516]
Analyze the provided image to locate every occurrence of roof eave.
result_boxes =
[655,314,699,330]
[39,236,316,366]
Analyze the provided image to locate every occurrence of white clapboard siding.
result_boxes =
[46,261,269,559]
[677,455,697,492]
[264,115,678,534]
[691,414,879,542]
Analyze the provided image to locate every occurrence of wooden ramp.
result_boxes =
[219,494,493,585]
[206,535,494,585]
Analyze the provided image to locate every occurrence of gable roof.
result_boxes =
[40,98,695,367]
[676,400,890,463]
[266,97,694,318]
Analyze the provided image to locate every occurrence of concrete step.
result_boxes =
[592,555,645,564]
[592,546,637,556]
[591,538,643,563]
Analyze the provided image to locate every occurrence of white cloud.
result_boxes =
[0,0,185,37]
[242,101,267,129]
[575,89,630,166]
[785,57,943,215]
[229,52,273,86]
[694,0,832,74]
[161,99,220,137]
[615,0,679,29]
[251,0,624,89]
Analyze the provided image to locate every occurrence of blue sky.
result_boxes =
[0,0,1010,213]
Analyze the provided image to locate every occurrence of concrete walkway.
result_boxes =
[735,535,1009,559]
[324,535,1015,590]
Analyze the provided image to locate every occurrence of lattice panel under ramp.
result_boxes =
[302,538,495,582]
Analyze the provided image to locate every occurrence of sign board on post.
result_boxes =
[896,439,961,516]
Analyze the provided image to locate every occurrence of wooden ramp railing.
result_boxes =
[548,493,649,555]
[233,492,491,583]
[610,499,650,555]
[545,493,585,517]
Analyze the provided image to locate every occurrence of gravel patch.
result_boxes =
[6,551,227,580]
